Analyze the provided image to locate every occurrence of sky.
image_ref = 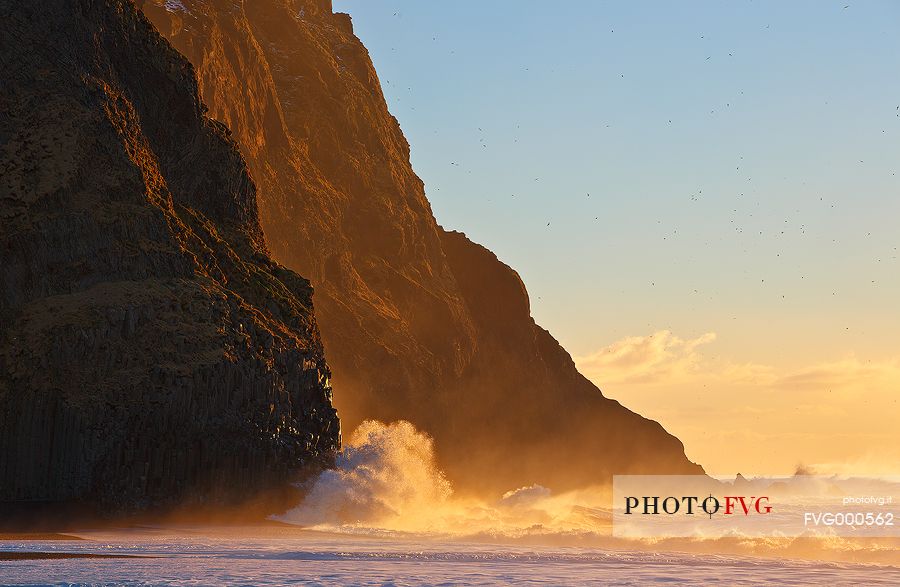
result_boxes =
[333,0,900,477]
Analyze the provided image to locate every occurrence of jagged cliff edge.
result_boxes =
[142,0,704,493]
[0,0,339,512]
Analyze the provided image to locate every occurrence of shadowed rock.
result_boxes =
[141,0,704,492]
[0,0,339,511]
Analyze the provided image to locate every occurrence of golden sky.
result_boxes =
[576,330,900,476]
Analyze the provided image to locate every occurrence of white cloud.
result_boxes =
[576,331,900,395]
[574,330,716,385]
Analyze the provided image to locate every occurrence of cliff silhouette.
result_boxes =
[0,0,338,511]
[141,0,703,493]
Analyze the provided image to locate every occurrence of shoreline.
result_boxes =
[0,551,153,561]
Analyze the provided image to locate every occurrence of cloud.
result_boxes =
[574,330,716,385]
[771,355,900,392]
[576,331,900,395]
[573,331,900,477]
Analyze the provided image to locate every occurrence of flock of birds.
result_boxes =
[375,3,894,314]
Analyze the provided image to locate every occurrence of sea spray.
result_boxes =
[276,420,613,536]
[278,421,455,531]
[275,421,899,563]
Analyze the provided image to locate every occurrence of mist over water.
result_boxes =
[275,421,899,567]
[278,421,454,531]
[3,422,896,586]
[276,420,612,537]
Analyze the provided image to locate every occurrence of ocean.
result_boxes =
[3,423,897,585]
[1,530,898,586]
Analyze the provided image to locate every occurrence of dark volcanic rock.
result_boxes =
[144,0,703,493]
[0,0,339,510]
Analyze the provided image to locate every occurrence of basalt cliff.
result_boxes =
[0,0,339,511]
[141,0,703,492]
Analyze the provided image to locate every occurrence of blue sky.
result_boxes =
[332,0,899,357]
[331,0,900,474]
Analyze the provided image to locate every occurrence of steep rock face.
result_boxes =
[142,0,703,492]
[0,0,339,510]
[438,231,701,490]
[142,0,476,433]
